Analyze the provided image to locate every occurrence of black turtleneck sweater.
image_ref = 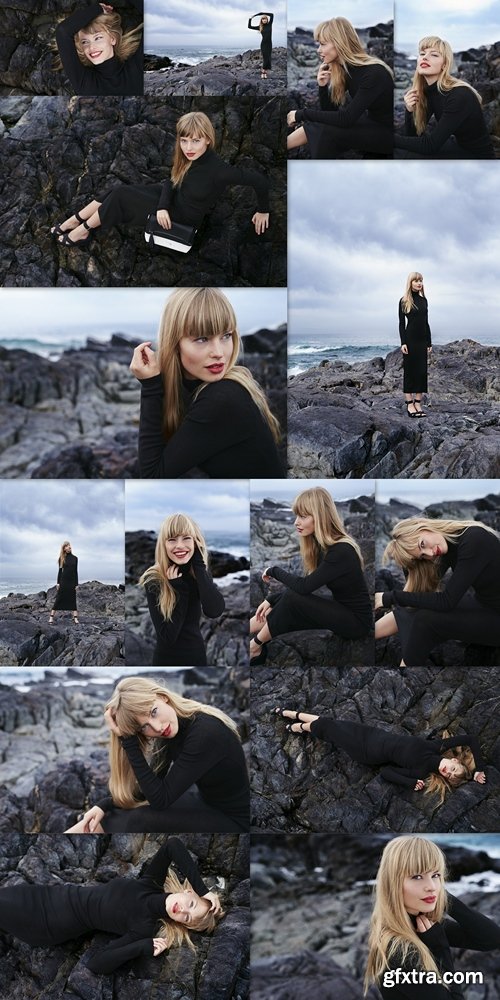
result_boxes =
[294,63,394,130]
[56,1,143,96]
[138,374,283,478]
[396,82,494,157]
[157,147,270,225]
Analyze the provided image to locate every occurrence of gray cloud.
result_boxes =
[125,481,250,535]
[145,0,287,50]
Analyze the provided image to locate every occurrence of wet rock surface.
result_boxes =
[0,582,124,666]
[251,665,500,832]
[251,495,374,667]
[288,342,500,478]
[144,48,287,98]
[0,96,286,288]
[0,326,286,478]
[0,832,249,999]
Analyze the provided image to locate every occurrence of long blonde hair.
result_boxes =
[412,36,482,135]
[292,487,363,574]
[314,17,393,106]
[58,541,71,568]
[365,836,448,992]
[106,677,239,808]
[424,730,475,804]
[382,516,498,593]
[156,868,223,948]
[259,15,270,32]
[171,112,216,187]
[156,288,281,444]
[401,272,425,315]
[139,513,208,621]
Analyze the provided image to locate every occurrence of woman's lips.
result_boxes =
[206,363,224,373]
[422,896,436,904]
[162,725,171,737]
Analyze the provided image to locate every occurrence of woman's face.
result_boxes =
[136,697,179,739]
[317,38,338,64]
[403,869,443,915]
[439,757,465,779]
[165,890,208,924]
[179,332,234,382]
[417,47,444,81]
[411,277,423,293]
[64,543,72,553]
[79,30,116,64]
[166,533,195,565]
[413,529,448,561]
[294,513,315,537]
[179,135,210,161]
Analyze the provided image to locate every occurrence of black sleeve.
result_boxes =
[267,543,357,596]
[395,89,472,155]
[438,734,486,773]
[426,315,432,346]
[57,565,62,584]
[157,178,173,212]
[443,892,500,950]
[318,85,331,110]
[145,579,191,644]
[382,532,490,612]
[140,836,209,895]
[216,161,270,213]
[380,926,463,999]
[191,549,225,618]
[295,66,389,128]
[399,300,407,342]
[379,766,419,789]
[403,108,419,136]
[55,4,103,90]
[86,934,153,975]
[74,557,79,586]
[247,17,259,30]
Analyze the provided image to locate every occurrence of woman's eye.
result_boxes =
[194,336,208,343]
[222,333,232,341]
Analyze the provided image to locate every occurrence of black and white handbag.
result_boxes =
[144,214,197,253]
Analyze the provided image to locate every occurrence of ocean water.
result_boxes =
[148,46,244,66]
[0,666,198,691]
[289,342,394,375]
[204,531,249,560]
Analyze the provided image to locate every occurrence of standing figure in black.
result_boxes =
[248,12,274,78]
[0,836,223,976]
[55,1,143,97]
[49,540,79,625]
[399,271,432,418]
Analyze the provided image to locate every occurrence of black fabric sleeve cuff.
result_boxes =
[382,592,393,608]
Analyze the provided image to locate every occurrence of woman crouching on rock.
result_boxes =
[249,486,373,665]
[51,110,270,248]
[65,676,250,833]
[130,287,283,478]
[375,517,500,666]
[0,836,222,975]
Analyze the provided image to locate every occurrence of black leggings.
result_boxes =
[394,595,500,666]
[304,117,392,158]
[266,589,370,640]
[100,789,245,833]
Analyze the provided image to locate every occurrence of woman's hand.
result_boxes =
[153,938,168,956]
[414,779,425,791]
[401,344,409,355]
[156,209,172,231]
[474,770,486,783]
[404,88,419,112]
[103,706,123,737]
[255,599,271,623]
[99,3,114,12]
[317,63,330,87]
[287,110,297,126]
[166,564,182,580]
[80,804,105,833]
[252,212,269,235]
[129,341,161,380]
[374,592,384,611]
[416,914,435,933]
[261,567,273,583]
[427,346,432,353]
[203,891,222,915]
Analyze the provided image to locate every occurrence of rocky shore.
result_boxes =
[288,341,500,478]
[144,48,287,97]
[0,326,286,478]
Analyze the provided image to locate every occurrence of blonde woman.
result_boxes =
[247,12,274,78]
[275,711,486,799]
[0,836,222,975]
[375,517,500,667]
[51,110,270,247]
[139,513,224,666]
[55,1,143,97]
[396,36,494,158]
[130,287,283,478]
[365,836,500,997]
[65,677,250,832]
[287,17,393,158]
[49,541,79,625]
[399,272,432,418]
[249,487,372,665]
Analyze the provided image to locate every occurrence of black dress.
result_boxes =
[378,893,500,998]
[97,715,250,833]
[56,1,143,97]
[138,375,284,478]
[144,550,225,666]
[265,542,373,640]
[309,720,485,788]
[381,526,500,666]
[248,13,274,70]
[398,294,431,393]
[395,82,494,159]
[52,553,78,611]
[0,838,208,975]
[293,63,393,158]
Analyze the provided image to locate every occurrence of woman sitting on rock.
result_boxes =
[139,513,224,666]
[365,835,500,998]
[55,1,143,97]
[399,271,432,418]
[0,836,222,975]
[247,12,274,79]
[375,517,500,667]
[275,710,486,799]
[395,36,494,158]
[129,286,283,478]
[49,540,79,625]
[249,486,373,665]
[287,16,393,158]
[65,676,250,833]
[51,110,270,248]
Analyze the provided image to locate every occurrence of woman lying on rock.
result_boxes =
[130,286,283,478]
[275,710,487,799]
[247,12,274,79]
[287,16,393,158]
[365,835,500,998]
[49,540,79,625]
[375,517,500,667]
[139,513,224,666]
[399,271,432,418]
[0,836,222,975]
[250,486,373,665]
[65,677,250,833]
[395,35,494,159]
[51,110,270,248]
[55,1,143,97]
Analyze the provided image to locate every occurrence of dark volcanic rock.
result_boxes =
[252,951,373,1000]
[288,341,500,478]
[144,48,287,98]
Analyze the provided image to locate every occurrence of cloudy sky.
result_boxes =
[250,479,375,504]
[288,0,392,32]
[377,479,500,507]
[0,482,124,587]
[125,481,250,538]
[289,160,500,348]
[395,0,500,53]
[145,0,287,50]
